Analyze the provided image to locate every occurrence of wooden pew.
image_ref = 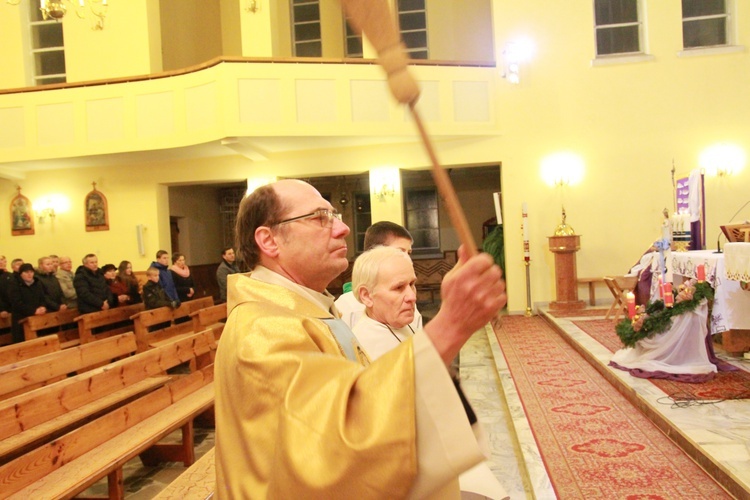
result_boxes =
[0,335,60,367]
[20,308,80,348]
[0,330,218,499]
[0,330,216,466]
[190,302,227,341]
[154,447,215,500]
[75,302,145,344]
[132,297,214,352]
[0,332,138,401]
[0,367,214,499]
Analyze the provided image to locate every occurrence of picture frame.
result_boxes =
[10,187,34,236]
[85,182,109,232]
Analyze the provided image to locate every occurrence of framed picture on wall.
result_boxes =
[85,182,109,232]
[10,187,34,236]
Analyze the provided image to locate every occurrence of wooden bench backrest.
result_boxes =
[0,330,216,452]
[0,366,214,498]
[190,303,227,341]
[76,303,145,344]
[131,297,214,351]
[0,332,138,400]
[175,296,214,321]
[21,308,81,347]
[0,336,61,367]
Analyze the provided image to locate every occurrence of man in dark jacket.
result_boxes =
[11,263,59,343]
[73,254,116,314]
[36,256,68,311]
[150,250,180,306]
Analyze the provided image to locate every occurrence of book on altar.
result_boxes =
[721,222,750,243]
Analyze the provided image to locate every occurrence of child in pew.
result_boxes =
[143,267,180,311]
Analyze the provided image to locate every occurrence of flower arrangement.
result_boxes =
[615,279,714,348]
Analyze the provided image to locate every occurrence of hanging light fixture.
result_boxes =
[37,0,109,29]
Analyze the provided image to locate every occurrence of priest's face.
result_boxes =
[367,253,417,329]
[272,180,350,292]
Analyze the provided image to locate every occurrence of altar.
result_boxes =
[672,249,750,343]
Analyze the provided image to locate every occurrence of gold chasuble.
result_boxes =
[216,271,421,498]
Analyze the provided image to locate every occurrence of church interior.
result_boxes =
[1,0,750,498]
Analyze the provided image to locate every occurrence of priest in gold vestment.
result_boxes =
[215,180,507,498]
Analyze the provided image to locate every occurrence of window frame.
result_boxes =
[397,0,429,60]
[23,3,67,86]
[681,0,731,50]
[290,0,322,58]
[592,0,644,59]
[404,187,441,257]
[343,15,363,58]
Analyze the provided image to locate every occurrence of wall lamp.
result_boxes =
[502,39,535,85]
[370,167,400,202]
[700,143,746,177]
[34,194,69,224]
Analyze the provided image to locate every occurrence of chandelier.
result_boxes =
[6,1,109,30]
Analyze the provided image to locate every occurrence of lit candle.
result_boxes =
[626,292,636,319]
[522,202,530,262]
[697,264,705,282]
[664,282,674,308]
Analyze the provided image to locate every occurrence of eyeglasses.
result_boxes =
[274,209,343,228]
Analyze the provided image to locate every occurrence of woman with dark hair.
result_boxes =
[109,260,142,305]
[170,252,195,303]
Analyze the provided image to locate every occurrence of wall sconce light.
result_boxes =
[700,143,746,177]
[370,166,400,202]
[502,39,534,85]
[373,183,395,201]
[33,194,69,224]
[245,0,261,13]
[38,207,56,223]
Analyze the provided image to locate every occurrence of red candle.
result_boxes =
[697,264,705,282]
[626,292,636,319]
[658,276,664,298]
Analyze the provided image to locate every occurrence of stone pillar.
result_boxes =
[548,234,585,311]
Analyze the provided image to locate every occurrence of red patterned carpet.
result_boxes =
[574,319,750,401]
[547,308,611,318]
[494,315,730,499]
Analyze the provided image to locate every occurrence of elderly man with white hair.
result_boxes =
[352,245,508,499]
[351,245,419,359]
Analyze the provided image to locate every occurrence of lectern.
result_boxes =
[548,234,585,310]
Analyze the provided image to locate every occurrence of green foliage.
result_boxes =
[615,281,714,348]
[482,225,505,275]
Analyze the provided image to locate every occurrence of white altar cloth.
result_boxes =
[725,242,750,282]
[610,301,717,378]
[672,250,750,335]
